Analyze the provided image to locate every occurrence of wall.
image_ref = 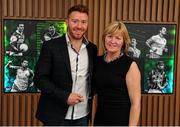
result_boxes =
[0,0,180,126]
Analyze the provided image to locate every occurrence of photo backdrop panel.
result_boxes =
[3,19,67,93]
[126,23,176,94]
[143,59,174,93]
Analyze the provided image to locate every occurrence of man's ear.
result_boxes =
[65,19,68,25]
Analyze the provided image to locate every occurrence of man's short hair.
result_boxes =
[49,24,54,27]
[18,23,24,27]
[156,61,164,66]
[68,4,88,16]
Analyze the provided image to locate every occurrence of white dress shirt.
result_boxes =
[65,34,89,120]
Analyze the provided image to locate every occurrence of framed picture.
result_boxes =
[126,23,176,94]
[3,19,67,93]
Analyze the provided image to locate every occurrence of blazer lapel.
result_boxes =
[59,36,72,79]
[86,44,93,75]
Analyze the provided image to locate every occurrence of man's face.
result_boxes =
[21,60,28,68]
[161,27,167,35]
[131,38,137,47]
[48,26,56,35]
[18,24,24,32]
[157,63,164,70]
[66,11,88,40]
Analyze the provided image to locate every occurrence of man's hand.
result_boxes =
[67,93,84,106]
[5,60,13,68]
[11,45,19,51]
[164,47,168,52]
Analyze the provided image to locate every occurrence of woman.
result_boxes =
[93,21,141,126]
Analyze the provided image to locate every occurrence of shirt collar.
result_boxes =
[65,33,89,46]
[16,30,23,35]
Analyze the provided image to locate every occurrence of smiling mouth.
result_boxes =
[75,30,83,33]
[75,33,82,36]
[108,44,117,47]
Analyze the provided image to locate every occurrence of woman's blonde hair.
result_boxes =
[102,21,131,54]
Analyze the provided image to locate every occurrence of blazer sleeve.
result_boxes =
[33,41,70,105]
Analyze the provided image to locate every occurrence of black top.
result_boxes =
[93,54,134,126]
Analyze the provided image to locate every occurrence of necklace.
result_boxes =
[104,52,124,63]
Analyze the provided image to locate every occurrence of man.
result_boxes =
[6,23,27,56]
[146,27,168,58]
[128,38,141,58]
[34,4,97,126]
[42,24,61,42]
[6,60,34,92]
[147,61,168,93]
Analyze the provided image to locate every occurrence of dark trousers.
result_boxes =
[43,116,88,126]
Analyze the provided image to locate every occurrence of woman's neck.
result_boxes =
[105,51,123,63]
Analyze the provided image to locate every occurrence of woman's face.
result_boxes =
[105,33,124,54]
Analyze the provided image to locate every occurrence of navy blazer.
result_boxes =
[34,35,97,125]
